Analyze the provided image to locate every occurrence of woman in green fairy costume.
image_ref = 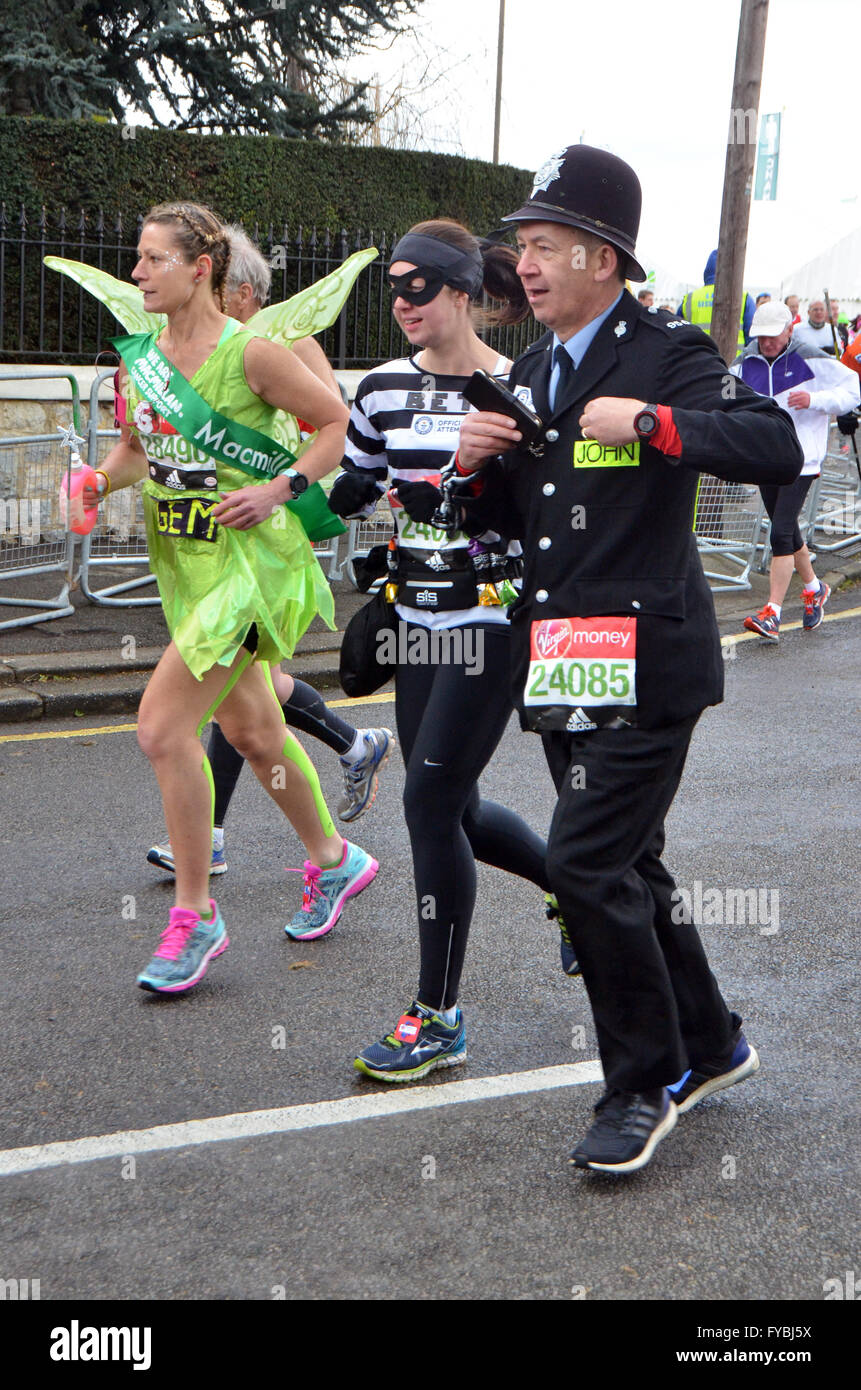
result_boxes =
[84,201,379,994]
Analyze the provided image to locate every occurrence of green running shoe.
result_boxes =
[545,894,580,976]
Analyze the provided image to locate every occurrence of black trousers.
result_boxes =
[760,474,814,557]
[543,716,734,1093]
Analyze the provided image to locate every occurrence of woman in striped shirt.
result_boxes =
[327,220,569,1083]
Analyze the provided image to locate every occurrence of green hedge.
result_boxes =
[0,117,532,235]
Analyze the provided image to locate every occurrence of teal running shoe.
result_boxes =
[284,841,378,940]
[137,900,229,994]
[354,1001,467,1082]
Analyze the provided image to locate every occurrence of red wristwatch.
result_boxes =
[633,404,660,440]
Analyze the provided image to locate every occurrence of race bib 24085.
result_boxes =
[525,617,637,726]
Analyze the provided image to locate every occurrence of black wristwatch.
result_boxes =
[284,468,309,499]
[633,404,660,440]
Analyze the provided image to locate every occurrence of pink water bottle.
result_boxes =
[58,425,100,535]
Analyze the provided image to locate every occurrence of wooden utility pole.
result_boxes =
[492,0,505,164]
[711,0,769,365]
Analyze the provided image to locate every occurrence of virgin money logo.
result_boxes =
[133,401,156,435]
[534,619,574,660]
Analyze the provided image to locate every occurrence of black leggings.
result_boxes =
[208,678,357,827]
[395,622,550,1011]
[760,474,814,557]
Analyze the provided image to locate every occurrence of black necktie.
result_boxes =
[552,343,575,410]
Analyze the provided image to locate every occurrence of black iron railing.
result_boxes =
[0,206,542,369]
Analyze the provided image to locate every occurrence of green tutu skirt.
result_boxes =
[144,474,335,680]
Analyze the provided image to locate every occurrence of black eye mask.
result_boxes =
[388,232,485,304]
[387,266,447,306]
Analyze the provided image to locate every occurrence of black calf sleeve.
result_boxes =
[283,678,356,756]
[207,722,246,827]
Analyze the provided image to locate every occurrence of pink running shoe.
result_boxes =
[137,900,229,993]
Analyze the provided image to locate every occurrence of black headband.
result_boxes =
[390,232,484,298]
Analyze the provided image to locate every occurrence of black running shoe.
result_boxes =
[545,894,580,976]
[669,1024,760,1115]
[569,1088,677,1173]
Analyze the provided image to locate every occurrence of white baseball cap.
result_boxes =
[750,301,793,337]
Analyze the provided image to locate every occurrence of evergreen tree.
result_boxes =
[0,1,421,137]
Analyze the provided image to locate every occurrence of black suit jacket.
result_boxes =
[463,292,803,731]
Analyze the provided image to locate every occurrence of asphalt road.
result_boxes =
[0,605,859,1310]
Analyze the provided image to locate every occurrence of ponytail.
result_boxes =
[477,239,529,327]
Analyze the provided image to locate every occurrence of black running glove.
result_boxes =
[836,410,859,437]
[391,477,444,523]
[327,470,381,517]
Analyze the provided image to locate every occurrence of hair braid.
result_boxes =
[143,201,231,310]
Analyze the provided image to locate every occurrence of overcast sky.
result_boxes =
[347,0,861,292]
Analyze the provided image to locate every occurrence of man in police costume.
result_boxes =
[457,145,803,1174]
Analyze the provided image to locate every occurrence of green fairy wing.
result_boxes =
[44,245,379,456]
[45,245,378,346]
[44,256,164,335]
[248,245,377,452]
[245,246,378,345]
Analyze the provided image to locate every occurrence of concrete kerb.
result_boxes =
[1,558,859,724]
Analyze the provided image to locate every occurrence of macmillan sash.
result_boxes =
[112,331,346,542]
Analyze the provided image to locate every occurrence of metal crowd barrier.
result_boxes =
[79,369,159,606]
[339,510,395,590]
[754,427,861,571]
[0,370,79,631]
[809,431,861,554]
[694,474,765,591]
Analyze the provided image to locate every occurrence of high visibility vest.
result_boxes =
[682,285,746,351]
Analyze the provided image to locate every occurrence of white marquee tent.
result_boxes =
[781,226,861,316]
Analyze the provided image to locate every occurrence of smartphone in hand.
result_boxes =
[462,370,544,451]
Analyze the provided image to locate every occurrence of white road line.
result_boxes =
[0,1061,603,1177]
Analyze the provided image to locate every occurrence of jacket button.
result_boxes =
[535,589,549,602]
[539,537,551,549]
[542,483,556,496]
[545,429,559,443]
[632,600,641,609]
